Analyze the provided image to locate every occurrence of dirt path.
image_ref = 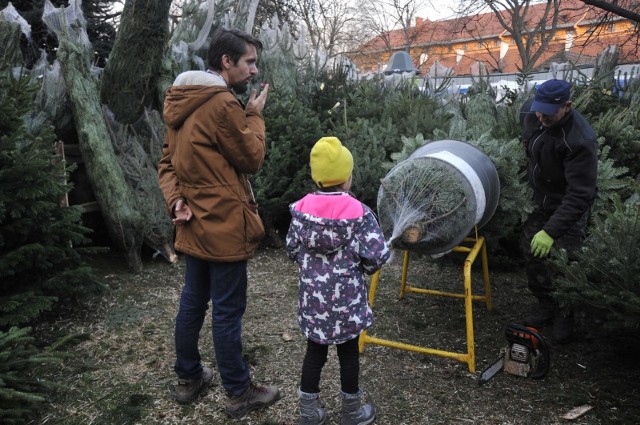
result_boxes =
[36,248,640,424]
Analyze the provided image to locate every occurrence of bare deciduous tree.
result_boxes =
[354,0,425,52]
[579,0,640,22]
[452,0,640,74]
[456,0,564,74]
[293,0,361,66]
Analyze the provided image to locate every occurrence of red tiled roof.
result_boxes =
[354,0,640,75]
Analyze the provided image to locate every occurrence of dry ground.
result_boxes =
[34,247,640,424]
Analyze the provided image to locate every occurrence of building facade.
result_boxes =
[349,0,640,78]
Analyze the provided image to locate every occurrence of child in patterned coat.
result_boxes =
[286,136,390,425]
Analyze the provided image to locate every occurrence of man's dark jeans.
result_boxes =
[174,254,250,395]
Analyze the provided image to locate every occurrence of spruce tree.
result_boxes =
[0,68,103,424]
[553,192,640,345]
[0,70,103,325]
[0,326,62,424]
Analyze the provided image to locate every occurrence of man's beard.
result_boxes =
[231,81,249,94]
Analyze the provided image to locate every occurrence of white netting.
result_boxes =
[377,157,477,256]
[23,111,50,136]
[428,60,453,78]
[1,2,31,40]
[470,61,488,76]
[292,24,308,61]
[168,0,218,71]
[172,41,192,69]
[259,15,307,91]
[30,49,48,76]
[0,5,27,69]
[33,59,74,134]
[383,71,417,88]
[223,0,259,30]
[242,0,260,34]
[190,0,216,51]
[42,0,91,50]
[596,45,618,68]
[550,62,571,80]
[424,60,454,94]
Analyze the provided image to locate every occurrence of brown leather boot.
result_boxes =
[225,381,281,419]
[174,366,213,404]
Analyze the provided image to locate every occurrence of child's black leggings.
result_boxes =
[300,335,360,394]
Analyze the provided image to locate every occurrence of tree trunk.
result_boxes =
[56,35,145,271]
[100,0,172,124]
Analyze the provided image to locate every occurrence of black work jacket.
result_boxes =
[520,98,598,239]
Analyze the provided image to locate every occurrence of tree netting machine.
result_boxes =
[359,140,500,373]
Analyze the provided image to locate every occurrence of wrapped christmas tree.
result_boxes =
[378,140,500,255]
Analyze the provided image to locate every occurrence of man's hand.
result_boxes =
[246,83,269,114]
[172,199,193,225]
[531,230,554,258]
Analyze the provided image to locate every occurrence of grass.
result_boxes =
[32,247,640,424]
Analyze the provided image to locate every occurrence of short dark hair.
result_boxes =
[207,27,263,71]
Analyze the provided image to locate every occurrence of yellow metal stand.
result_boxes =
[359,228,492,373]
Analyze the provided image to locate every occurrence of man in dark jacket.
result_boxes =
[519,79,598,343]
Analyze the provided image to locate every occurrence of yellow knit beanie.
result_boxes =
[310,137,354,188]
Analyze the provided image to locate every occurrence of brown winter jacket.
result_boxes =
[158,71,266,262]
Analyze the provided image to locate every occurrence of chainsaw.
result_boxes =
[478,324,550,385]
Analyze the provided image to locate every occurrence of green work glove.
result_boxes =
[530,230,554,258]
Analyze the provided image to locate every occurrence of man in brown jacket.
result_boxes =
[158,27,280,418]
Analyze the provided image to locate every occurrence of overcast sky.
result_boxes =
[111,0,464,25]
[416,0,461,21]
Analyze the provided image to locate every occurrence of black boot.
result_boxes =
[552,308,574,343]
[523,299,555,328]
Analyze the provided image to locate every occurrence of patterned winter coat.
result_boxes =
[286,192,391,345]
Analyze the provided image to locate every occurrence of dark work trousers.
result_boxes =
[300,335,360,394]
[519,208,589,306]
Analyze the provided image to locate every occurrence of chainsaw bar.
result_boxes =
[478,354,504,386]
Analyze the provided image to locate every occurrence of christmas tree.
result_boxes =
[0,69,102,423]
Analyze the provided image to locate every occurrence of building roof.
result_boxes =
[355,0,640,75]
